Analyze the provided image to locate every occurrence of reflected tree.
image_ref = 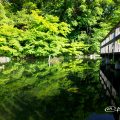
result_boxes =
[0,59,109,120]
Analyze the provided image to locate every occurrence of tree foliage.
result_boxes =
[0,0,120,57]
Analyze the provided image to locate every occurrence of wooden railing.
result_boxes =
[100,22,120,54]
[100,70,117,98]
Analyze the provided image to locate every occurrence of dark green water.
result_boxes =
[0,59,115,120]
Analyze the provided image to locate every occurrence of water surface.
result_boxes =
[0,59,116,120]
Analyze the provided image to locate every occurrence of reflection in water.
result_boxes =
[100,64,120,120]
[87,113,114,120]
[0,59,115,120]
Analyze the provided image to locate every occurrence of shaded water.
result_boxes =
[0,59,118,120]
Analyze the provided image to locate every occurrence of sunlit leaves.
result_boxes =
[0,3,6,20]
[80,5,87,12]
[94,7,103,15]
[66,8,73,18]
[45,15,59,23]
[0,6,71,57]
[0,46,17,56]
[31,10,70,36]
[0,38,6,45]
[23,2,37,12]
[71,20,78,27]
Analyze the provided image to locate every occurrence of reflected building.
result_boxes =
[100,64,120,120]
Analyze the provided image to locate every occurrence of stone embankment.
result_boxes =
[0,57,11,63]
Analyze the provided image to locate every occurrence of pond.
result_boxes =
[0,58,119,120]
